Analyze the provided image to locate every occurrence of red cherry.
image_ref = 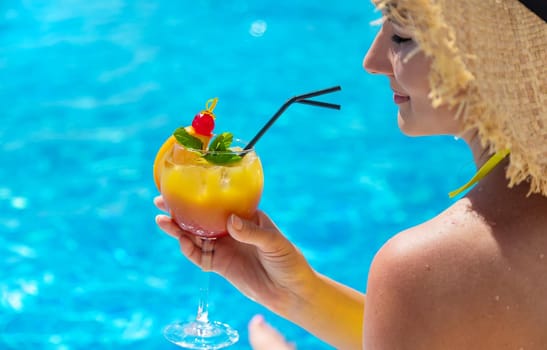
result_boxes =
[192,112,215,136]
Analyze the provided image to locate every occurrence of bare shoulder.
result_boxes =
[363,201,478,349]
[363,199,547,349]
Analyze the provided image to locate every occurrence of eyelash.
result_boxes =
[391,34,412,44]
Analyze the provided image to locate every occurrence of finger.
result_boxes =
[155,214,182,239]
[227,211,287,252]
[153,195,168,212]
[178,235,204,269]
[156,214,204,247]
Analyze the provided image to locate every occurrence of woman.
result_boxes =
[155,0,547,348]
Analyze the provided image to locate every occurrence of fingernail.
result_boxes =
[231,215,243,230]
[251,314,264,325]
[155,215,162,224]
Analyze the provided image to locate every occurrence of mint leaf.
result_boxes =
[203,132,243,165]
[208,132,233,152]
[173,127,203,150]
[203,153,243,165]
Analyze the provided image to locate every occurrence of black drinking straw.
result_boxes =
[243,85,342,151]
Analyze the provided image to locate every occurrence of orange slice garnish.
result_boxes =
[153,127,213,191]
[185,125,212,147]
[153,135,176,191]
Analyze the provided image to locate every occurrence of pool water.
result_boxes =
[0,1,474,349]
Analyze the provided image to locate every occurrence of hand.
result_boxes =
[154,196,316,315]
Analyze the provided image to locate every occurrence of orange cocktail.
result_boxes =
[153,98,264,238]
[160,142,263,238]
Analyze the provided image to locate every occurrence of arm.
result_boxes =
[286,273,364,350]
[226,213,364,349]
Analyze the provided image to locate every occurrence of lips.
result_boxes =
[390,84,410,104]
[393,93,410,104]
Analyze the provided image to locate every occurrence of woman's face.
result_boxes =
[363,18,463,136]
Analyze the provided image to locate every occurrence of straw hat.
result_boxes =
[375,0,547,196]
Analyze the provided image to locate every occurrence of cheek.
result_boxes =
[393,53,430,97]
[395,54,464,134]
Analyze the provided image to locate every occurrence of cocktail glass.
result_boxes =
[158,140,263,349]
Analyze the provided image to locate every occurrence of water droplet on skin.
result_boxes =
[494,295,500,302]
[540,253,545,259]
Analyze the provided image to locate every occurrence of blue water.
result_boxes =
[0,1,474,349]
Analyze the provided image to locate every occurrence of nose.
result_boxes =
[363,27,393,76]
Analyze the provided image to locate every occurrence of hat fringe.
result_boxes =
[507,156,547,197]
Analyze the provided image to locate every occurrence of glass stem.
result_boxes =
[195,238,216,324]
